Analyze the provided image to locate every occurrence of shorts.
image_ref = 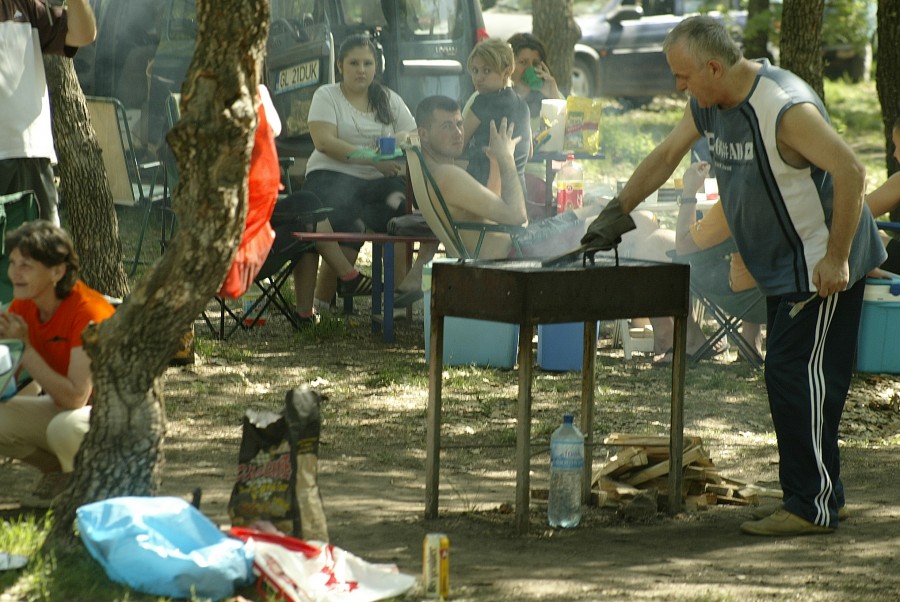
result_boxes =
[0,157,59,225]
[302,170,406,250]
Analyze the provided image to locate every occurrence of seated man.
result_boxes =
[414,95,599,260]
[0,221,116,506]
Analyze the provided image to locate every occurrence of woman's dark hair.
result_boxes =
[337,34,393,125]
[5,220,80,299]
[507,32,547,63]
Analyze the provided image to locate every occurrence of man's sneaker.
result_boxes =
[740,508,835,536]
[750,502,849,521]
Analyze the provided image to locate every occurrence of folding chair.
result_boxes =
[676,240,767,368]
[202,251,304,340]
[406,145,526,259]
[0,191,40,304]
[86,95,167,276]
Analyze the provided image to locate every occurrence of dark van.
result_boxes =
[75,0,486,163]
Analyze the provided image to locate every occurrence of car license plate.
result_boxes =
[275,60,319,93]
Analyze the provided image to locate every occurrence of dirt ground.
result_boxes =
[3,304,900,601]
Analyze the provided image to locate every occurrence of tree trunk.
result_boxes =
[44,56,129,298]
[744,0,772,62]
[533,0,580,96]
[779,0,825,99]
[876,0,900,181]
[44,0,270,549]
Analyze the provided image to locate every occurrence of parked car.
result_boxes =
[75,0,487,163]
[482,0,747,102]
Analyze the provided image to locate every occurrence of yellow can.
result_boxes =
[423,533,450,599]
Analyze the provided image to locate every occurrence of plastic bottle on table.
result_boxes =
[548,413,584,528]
[555,155,584,214]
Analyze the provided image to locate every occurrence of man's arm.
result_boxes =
[63,0,97,47]
[866,172,900,218]
[778,102,866,296]
[618,104,702,213]
[438,119,527,226]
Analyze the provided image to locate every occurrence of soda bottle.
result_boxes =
[548,413,584,528]
[555,155,584,213]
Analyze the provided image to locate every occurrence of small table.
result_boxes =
[425,257,690,533]
[532,151,606,217]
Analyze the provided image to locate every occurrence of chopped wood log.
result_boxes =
[594,448,648,482]
[625,445,704,486]
[597,477,641,499]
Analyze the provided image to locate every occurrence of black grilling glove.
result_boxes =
[580,197,636,252]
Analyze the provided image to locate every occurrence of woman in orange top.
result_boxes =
[0,221,115,505]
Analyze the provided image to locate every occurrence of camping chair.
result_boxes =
[0,191,40,305]
[675,240,766,368]
[406,145,526,259]
[86,95,167,276]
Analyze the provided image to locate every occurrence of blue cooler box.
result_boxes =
[424,261,519,369]
[537,322,599,371]
[856,278,900,374]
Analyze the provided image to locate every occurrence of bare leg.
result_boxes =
[315,246,358,304]
[313,220,356,276]
[293,253,320,315]
[397,242,439,293]
[742,322,764,357]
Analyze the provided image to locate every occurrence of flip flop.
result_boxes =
[0,552,27,571]
[651,348,673,367]
[690,339,730,362]
[394,289,424,308]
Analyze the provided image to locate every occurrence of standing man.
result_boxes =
[582,16,885,536]
[1,0,97,225]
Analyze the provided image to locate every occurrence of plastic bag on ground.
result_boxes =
[76,496,254,600]
[231,527,416,602]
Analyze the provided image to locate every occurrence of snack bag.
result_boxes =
[228,387,328,541]
[563,96,602,154]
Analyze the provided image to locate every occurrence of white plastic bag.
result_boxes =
[231,528,416,602]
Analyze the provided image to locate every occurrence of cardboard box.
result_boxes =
[856,278,900,374]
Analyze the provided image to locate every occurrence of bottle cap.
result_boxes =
[567,154,575,161]
[563,414,574,424]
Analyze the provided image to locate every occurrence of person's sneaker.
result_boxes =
[750,502,849,521]
[292,311,320,330]
[336,272,373,297]
[740,508,835,536]
[21,472,70,508]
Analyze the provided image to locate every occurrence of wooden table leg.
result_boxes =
[580,321,596,505]
[668,313,687,514]
[425,313,444,519]
[515,322,534,534]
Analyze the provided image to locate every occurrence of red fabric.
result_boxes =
[218,94,280,298]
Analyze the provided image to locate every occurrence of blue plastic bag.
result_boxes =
[76,496,254,600]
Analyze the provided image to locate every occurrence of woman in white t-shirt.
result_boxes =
[303,34,416,308]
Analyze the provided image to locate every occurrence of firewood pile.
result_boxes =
[593,433,780,513]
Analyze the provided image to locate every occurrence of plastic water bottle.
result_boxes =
[555,155,584,214]
[548,414,584,528]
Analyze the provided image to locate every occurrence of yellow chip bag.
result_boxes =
[563,96,602,154]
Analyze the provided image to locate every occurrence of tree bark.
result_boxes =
[779,0,825,100]
[44,56,129,298]
[45,0,270,549]
[532,0,580,96]
[744,0,772,62]
[876,0,900,179]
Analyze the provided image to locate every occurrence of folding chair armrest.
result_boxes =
[876,221,900,232]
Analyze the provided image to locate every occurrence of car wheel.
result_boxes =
[571,56,596,98]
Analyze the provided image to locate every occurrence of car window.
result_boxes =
[167,0,197,41]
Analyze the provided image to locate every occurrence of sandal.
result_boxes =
[394,289,424,308]
[690,339,730,362]
[651,348,673,367]
[337,272,373,297]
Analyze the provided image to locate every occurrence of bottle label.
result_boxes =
[551,442,584,470]
[556,181,584,213]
